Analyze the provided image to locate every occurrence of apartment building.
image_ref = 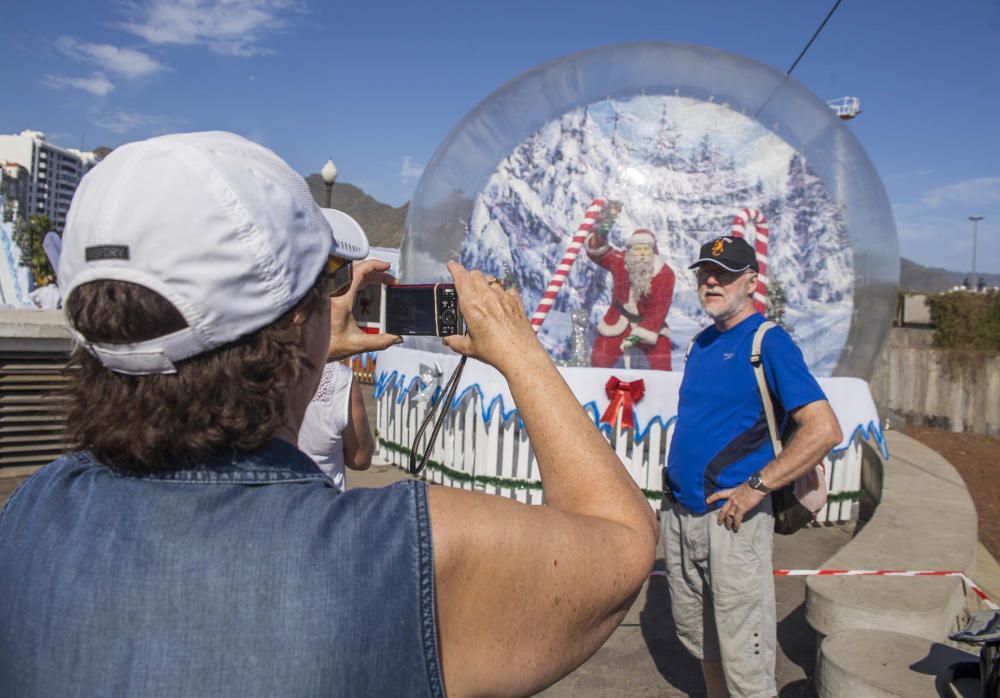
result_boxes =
[0,130,97,230]
[1,162,29,223]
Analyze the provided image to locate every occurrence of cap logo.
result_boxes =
[85,245,130,261]
[711,239,725,256]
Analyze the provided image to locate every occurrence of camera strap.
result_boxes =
[409,355,467,477]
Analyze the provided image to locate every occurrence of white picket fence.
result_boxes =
[376,375,864,523]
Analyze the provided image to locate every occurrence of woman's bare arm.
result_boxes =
[429,262,659,697]
[341,377,374,471]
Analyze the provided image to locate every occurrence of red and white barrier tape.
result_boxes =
[650,569,996,608]
[529,199,606,332]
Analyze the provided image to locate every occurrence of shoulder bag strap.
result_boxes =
[750,321,781,455]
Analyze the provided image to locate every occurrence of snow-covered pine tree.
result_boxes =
[783,154,851,304]
[766,278,792,333]
[649,101,685,170]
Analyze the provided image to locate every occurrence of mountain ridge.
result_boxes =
[305,175,406,248]
[900,257,1000,293]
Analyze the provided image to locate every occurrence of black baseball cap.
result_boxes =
[689,236,759,273]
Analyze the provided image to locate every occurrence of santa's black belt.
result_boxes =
[614,301,642,323]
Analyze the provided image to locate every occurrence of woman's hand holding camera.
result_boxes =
[327,259,402,361]
[442,261,542,375]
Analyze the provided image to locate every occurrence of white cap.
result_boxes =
[58,131,369,375]
[626,229,656,248]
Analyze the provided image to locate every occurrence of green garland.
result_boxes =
[379,438,544,491]
[827,489,863,503]
[378,438,863,504]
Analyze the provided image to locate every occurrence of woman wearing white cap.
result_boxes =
[0,132,657,697]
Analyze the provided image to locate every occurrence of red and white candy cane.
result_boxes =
[730,208,769,315]
[529,199,606,332]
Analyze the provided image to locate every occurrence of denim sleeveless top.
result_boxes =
[0,440,445,697]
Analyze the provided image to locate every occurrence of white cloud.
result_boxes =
[883,169,932,183]
[920,177,1000,207]
[401,155,424,183]
[120,0,301,56]
[45,72,115,96]
[89,107,182,135]
[57,37,165,79]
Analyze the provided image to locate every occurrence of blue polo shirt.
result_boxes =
[665,313,826,514]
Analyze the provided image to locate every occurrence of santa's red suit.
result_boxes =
[587,229,675,371]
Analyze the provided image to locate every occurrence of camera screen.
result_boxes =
[385,285,439,335]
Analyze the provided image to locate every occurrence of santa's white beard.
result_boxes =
[625,251,655,299]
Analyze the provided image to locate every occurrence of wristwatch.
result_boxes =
[748,472,771,494]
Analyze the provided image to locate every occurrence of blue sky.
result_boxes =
[3,0,999,274]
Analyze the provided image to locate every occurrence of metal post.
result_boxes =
[969,216,985,290]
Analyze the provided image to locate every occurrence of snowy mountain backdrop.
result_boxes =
[461,95,853,375]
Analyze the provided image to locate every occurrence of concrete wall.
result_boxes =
[0,309,71,351]
[870,326,1000,436]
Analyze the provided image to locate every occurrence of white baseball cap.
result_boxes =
[58,131,369,375]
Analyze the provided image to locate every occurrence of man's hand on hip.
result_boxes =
[706,484,766,532]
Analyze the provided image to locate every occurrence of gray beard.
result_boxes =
[701,289,754,322]
[625,251,655,299]
[702,296,743,321]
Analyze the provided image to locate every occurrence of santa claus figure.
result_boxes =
[586,228,675,371]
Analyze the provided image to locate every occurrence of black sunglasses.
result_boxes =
[326,256,354,297]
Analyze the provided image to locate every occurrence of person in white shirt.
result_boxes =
[29,284,62,309]
[298,361,374,491]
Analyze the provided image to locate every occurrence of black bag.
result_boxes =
[771,483,820,535]
[947,610,1000,698]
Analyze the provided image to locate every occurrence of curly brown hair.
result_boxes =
[64,277,327,474]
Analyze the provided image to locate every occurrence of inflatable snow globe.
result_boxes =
[377,43,897,517]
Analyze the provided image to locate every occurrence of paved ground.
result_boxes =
[0,467,35,505]
[908,425,1000,561]
[0,476,20,504]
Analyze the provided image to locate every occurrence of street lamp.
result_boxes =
[321,158,338,208]
[969,216,985,290]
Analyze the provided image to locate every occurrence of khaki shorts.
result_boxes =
[661,497,777,698]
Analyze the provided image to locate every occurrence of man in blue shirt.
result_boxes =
[663,236,842,698]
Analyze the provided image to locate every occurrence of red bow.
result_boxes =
[600,377,645,430]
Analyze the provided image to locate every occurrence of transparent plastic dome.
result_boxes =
[402,42,898,379]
